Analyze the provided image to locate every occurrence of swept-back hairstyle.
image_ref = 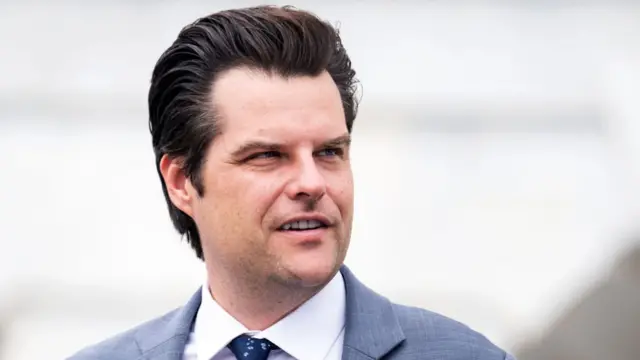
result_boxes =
[148,6,359,259]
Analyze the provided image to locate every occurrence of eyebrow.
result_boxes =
[230,140,281,159]
[230,133,351,158]
[322,134,351,149]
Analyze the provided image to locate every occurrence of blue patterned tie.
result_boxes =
[228,334,279,360]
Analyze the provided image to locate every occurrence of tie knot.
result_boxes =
[228,334,279,360]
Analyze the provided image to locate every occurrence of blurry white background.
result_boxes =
[1,1,640,359]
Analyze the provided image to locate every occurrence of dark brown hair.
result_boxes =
[148,5,359,259]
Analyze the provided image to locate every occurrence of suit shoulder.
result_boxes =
[391,303,509,360]
[66,309,180,360]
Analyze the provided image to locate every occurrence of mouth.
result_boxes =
[277,217,330,231]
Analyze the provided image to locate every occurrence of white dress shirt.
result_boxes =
[182,272,346,360]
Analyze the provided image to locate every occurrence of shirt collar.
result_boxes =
[193,282,247,359]
[194,272,346,360]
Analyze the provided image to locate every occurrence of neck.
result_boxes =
[206,266,324,330]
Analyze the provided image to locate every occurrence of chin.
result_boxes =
[277,253,342,288]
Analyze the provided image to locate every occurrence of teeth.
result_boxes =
[281,219,324,230]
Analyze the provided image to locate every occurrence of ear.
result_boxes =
[159,154,197,217]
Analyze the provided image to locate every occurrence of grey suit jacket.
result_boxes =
[68,266,515,360]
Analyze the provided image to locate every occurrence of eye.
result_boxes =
[317,148,344,157]
[247,151,281,161]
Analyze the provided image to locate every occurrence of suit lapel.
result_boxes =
[135,289,202,360]
[341,346,380,360]
[340,266,406,360]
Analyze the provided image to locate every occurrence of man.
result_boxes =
[69,5,515,360]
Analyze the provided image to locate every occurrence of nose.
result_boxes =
[285,157,327,202]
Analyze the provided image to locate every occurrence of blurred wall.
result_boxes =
[1,1,640,359]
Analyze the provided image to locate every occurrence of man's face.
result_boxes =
[190,68,353,287]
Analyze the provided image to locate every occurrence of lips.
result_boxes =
[280,219,326,230]
[277,214,331,231]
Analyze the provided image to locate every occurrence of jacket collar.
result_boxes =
[340,266,406,359]
[133,289,201,360]
[133,265,405,359]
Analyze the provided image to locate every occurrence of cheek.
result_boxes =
[327,170,354,209]
[193,174,247,237]
[211,172,284,224]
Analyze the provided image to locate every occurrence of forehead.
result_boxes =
[210,67,346,142]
